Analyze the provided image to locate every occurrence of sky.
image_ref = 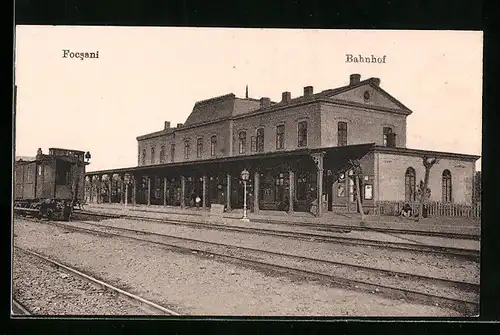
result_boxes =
[14,27,483,172]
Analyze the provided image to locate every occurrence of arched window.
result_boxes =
[151,147,156,164]
[337,173,346,197]
[238,131,247,154]
[196,138,203,158]
[338,122,347,146]
[159,145,165,163]
[297,121,307,147]
[442,169,452,202]
[210,135,217,156]
[405,167,416,202]
[256,128,264,152]
[184,140,190,159]
[142,148,147,165]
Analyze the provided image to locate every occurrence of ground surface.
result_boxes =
[13,218,462,316]
[76,217,480,283]
[12,248,145,315]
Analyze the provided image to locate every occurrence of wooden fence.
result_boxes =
[375,201,481,218]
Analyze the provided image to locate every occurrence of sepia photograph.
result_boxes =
[12,26,482,317]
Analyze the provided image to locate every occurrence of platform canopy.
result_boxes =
[86,143,376,177]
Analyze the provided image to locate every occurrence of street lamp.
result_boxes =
[240,169,250,222]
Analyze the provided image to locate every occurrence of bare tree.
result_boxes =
[348,159,365,221]
[416,156,438,221]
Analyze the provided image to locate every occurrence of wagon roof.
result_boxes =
[15,156,36,163]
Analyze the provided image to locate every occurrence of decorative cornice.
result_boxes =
[373,146,480,161]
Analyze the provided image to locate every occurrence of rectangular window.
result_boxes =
[383,127,393,147]
[55,160,71,185]
[197,138,203,158]
[160,146,165,163]
[151,147,156,164]
[256,128,264,152]
[170,143,175,162]
[184,140,190,159]
[338,122,347,146]
[238,131,247,154]
[276,125,285,149]
[298,121,308,147]
[142,149,147,165]
[210,135,217,156]
[251,136,256,152]
[37,165,42,176]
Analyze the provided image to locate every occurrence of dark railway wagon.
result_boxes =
[14,148,90,220]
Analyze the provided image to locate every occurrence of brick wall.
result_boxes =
[137,121,231,165]
[231,102,322,155]
[320,104,407,148]
[375,152,475,204]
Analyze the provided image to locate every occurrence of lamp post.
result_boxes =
[240,169,250,222]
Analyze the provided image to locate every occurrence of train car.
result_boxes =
[14,148,90,220]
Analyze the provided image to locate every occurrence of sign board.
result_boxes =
[210,204,225,215]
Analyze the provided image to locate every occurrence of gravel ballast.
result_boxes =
[14,219,462,316]
[64,220,479,302]
[12,247,147,315]
[76,217,479,284]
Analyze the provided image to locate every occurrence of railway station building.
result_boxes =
[84,74,480,217]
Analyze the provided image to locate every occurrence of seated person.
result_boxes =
[400,203,412,218]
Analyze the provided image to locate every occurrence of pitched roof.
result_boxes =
[184,94,235,126]
[15,156,36,162]
[272,77,411,113]
[138,75,412,139]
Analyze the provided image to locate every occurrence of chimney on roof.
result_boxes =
[245,85,249,99]
[164,121,171,129]
[349,73,361,85]
[370,77,381,86]
[303,86,314,97]
[177,123,183,128]
[281,91,291,104]
[36,148,42,158]
[260,97,271,108]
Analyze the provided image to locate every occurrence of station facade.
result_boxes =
[84,74,479,216]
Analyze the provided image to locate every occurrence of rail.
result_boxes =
[41,219,479,315]
[13,246,180,316]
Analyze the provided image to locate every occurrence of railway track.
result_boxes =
[12,298,31,315]
[255,219,480,240]
[13,245,180,316]
[72,211,480,261]
[89,208,480,240]
[33,218,478,316]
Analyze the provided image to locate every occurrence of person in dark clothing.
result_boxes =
[247,191,254,212]
[283,196,290,212]
[400,203,412,218]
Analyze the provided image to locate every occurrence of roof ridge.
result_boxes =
[194,93,235,106]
